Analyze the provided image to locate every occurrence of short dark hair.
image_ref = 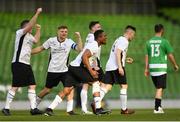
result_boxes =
[125,25,136,32]
[94,30,104,40]
[58,25,68,30]
[20,20,29,28]
[154,24,164,33]
[89,21,99,30]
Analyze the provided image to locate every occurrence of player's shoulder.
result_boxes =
[117,36,128,44]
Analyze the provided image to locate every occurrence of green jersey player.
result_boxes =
[144,24,179,114]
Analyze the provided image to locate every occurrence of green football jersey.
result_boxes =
[145,36,173,76]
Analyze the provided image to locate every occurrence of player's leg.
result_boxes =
[28,85,42,115]
[100,83,112,101]
[36,87,52,106]
[66,88,78,115]
[118,68,134,114]
[81,83,92,114]
[2,87,18,116]
[152,74,166,114]
[45,87,73,116]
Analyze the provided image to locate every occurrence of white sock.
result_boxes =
[120,89,127,110]
[94,97,101,109]
[48,95,62,110]
[100,87,107,101]
[28,89,36,109]
[36,96,42,107]
[80,89,88,112]
[5,89,16,109]
[66,100,73,112]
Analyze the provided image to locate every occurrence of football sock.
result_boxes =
[155,98,161,110]
[66,100,73,112]
[28,89,36,109]
[94,96,101,109]
[100,87,107,101]
[81,89,88,112]
[5,89,16,109]
[36,96,42,107]
[120,89,127,111]
[48,95,62,109]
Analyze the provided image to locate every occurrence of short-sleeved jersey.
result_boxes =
[146,36,173,76]
[70,41,99,67]
[106,36,129,71]
[43,37,77,73]
[12,29,35,65]
[85,33,101,59]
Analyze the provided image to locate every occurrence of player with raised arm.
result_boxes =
[99,25,136,114]
[2,8,42,116]
[144,24,179,114]
[31,25,83,115]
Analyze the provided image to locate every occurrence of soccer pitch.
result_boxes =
[0,109,180,121]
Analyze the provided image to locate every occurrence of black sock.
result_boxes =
[155,98,161,110]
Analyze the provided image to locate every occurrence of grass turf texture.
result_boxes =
[0,109,180,121]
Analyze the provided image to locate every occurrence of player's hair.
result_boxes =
[89,21,99,30]
[94,30,104,40]
[58,25,68,30]
[20,20,29,28]
[154,24,164,33]
[125,25,136,32]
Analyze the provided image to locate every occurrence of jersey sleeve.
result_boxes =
[116,39,127,51]
[165,39,173,54]
[86,42,98,55]
[16,29,24,37]
[69,39,77,50]
[42,38,51,49]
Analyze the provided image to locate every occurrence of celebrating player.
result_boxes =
[31,25,83,115]
[2,8,42,116]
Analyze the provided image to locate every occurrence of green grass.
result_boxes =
[0,109,180,121]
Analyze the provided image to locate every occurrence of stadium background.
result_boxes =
[0,0,179,108]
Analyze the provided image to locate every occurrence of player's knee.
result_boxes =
[92,81,100,94]
[120,88,127,95]
[64,88,72,95]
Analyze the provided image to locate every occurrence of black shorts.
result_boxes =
[151,74,167,89]
[103,68,127,85]
[45,72,68,88]
[11,62,35,87]
[65,65,104,87]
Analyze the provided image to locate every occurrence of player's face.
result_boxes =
[58,28,68,41]
[93,24,101,32]
[99,32,107,45]
[129,31,135,41]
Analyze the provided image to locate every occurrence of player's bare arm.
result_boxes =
[74,32,83,52]
[33,24,41,44]
[23,8,42,34]
[116,48,124,76]
[168,53,179,71]
[82,49,98,79]
[144,55,149,77]
[31,46,45,55]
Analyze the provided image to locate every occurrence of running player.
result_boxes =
[144,24,179,113]
[2,8,42,116]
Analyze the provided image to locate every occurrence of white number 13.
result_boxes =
[151,44,160,57]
